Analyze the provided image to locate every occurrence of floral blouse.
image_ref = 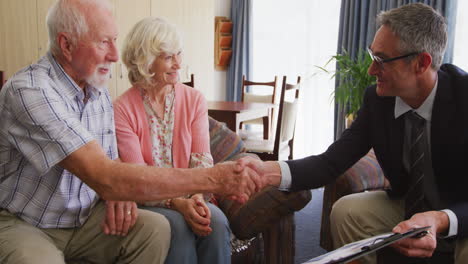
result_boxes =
[140,88,214,207]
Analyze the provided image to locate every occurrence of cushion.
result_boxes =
[209,116,246,164]
[339,149,390,193]
[219,186,312,240]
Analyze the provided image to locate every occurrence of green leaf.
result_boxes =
[315,48,376,116]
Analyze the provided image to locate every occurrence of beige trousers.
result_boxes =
[0,200,170,264]
[330,191,468,264]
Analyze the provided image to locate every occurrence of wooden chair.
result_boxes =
[0,71,4,90]
[238,75,278,139]
[243,76,301,161]
[182,73,194,88]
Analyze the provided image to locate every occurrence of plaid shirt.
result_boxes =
[0,53,118,228]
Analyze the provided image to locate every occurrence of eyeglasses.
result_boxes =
[367,47,420,70]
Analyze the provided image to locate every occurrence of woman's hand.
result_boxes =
[173,194,212,237]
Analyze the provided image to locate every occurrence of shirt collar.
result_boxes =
[47,52,102,101]
[394,79,438,121]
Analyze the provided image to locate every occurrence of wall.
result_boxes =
[0,0,229,101]
[213,0,230,100]
[151,0,215,100]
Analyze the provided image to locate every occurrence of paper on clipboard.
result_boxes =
[303,226,430,264]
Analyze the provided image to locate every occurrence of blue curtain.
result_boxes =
[334,0,458,139]
[226,0,252,102]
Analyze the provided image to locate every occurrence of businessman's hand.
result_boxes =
[237,156,282,188]
[211,161,262,203]
[391,211,449,258]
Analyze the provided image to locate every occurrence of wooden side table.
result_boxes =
[208,101,275,139]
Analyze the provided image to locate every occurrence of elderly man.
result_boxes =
[0,0,260,263]
[240,3,468,264]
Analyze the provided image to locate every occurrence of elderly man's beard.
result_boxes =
[86,64,112,91]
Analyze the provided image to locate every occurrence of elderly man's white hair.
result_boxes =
[46,0,112,57]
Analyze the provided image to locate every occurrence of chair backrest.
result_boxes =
[182,73,195,88]
[273,76,301,160]
[0,71,4,91]
[241,75,278,104]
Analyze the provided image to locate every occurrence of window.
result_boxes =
[251,0,341,158]
[453,1,468,70]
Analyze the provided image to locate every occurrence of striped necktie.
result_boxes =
[405,111,429,219]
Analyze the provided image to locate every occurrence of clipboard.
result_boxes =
[303,226,431,264]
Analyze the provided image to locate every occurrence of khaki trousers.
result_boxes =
[330,191,468,264]
[0,200,170,264]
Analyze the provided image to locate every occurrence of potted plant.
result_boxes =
[317,48,376,123]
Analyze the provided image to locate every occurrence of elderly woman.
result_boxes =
[113,17,231,264]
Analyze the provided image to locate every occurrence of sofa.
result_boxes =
[319,149,389,251]
[208,116,312,264]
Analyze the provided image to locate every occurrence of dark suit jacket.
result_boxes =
[286,64,468,238]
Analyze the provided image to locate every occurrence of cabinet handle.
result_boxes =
[119,64,123,79]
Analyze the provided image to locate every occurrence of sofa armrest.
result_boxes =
[219,187,312,240]
[320,149,390,250]
[208,116,302,263]
[209,115,312,240]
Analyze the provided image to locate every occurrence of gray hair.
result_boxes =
[46,0,112,57]
[122,17,183,86]
[377,3,447,70]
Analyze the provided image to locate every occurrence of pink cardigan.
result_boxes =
[113,84,210,168]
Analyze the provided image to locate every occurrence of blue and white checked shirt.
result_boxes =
[0,52,118,228]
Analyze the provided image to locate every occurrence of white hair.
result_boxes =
[122,17,183,86]
[46,0,112,57]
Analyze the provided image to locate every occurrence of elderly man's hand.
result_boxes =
[211,161,262,203]
[236,156,282,187]
[101,200,138,236]
[390,211,449,258]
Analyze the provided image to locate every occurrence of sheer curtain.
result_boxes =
[453,0,468,70]
[251,0,341,158]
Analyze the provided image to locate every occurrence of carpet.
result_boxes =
[294,188,327,263]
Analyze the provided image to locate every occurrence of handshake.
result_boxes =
[210,156,282,204]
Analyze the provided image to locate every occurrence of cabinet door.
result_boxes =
[151,0,214,97]
[37,0,57,58]
[107,0,118,100]
[113,0,151,99]
[0,0,39,79]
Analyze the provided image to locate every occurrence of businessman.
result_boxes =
[240,3,468,263]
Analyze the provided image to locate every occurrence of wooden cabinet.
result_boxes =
[109,0,151,99]
[151,0,214,98]
[0,0,39,79]
[37,0,57,58]
[0,0,215,100]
